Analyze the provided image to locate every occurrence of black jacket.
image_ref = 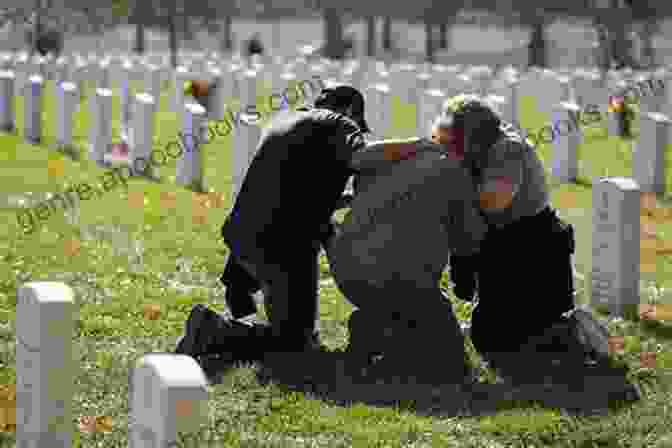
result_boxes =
[221,108,366,264]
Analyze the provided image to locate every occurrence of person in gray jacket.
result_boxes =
[323,139,488,385]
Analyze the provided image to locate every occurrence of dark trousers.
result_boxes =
[220,245,321,352]
[470,206,575,356]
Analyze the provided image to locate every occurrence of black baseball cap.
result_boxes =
[314,84,371,133]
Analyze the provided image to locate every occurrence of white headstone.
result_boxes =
[418,88,446,137]
[89,88,113,166]
[467,65,494,97]
[144,64,162,113]
[16,282,75,448]
[207,67,226,121]
[53,56,69,83]
[0,70,15,133]
[365,83,391,139]
[129,353,209,448]
[225,62,242,102]
[238,69,258,113]
[96,59,111,90]
[120,61,135,142]
[24,74,43,144]
[128,93,156,177]
[551,102,582,183]
[232,113,262,201]
[633,112,671,194]
[56,82,78,152]
[572,70,607,110]
[500,77,520,128]
[176,102,207,192]
[74,59,89,97]
[275,72,296,112]
[14,52,29,97]
[392,63,418,105]
[633,75,665,114]
[172,66,190,114]
[591,177,640,318]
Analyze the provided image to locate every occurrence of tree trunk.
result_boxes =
[366,16,375,58]
[382,17,392,51]
[610,26,635,68]
[439,23,448,49]
[169,16,178,67]
[31,0,42,56]
[595,2,636,69]
[323,8,344,60]
[528,19,547,68]
[134,23,145,54]
[639,20,658,68]
[221,16,233,51]
[425,20,434,64]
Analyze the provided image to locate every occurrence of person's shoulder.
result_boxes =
[309,108,359,128]
[490,125,530,159]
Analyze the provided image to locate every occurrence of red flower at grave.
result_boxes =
[608,95,625,113]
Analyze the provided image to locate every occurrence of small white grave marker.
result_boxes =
[129,93,156,177]
[392,63,418,105]
[0,70,15,132]
[418,88,446,137]
[89,88,113,166]
[207,67,226,121]
[501,77,520,128]
[24,74,43,144]
[120,60,134,142]
[551,102,582,183]
[591,177,640,318]
[97,59,111,89]
[176,102,208,192]
[238,69,258,113]
[633,112,671,194]
[145,64,162,113]
[16,282,75,448]
[129,353,209,448]
[56,81,78,154]
[365,83,391,139]
[172,66,190,113]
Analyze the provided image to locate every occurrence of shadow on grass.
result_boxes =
[204,348,642,419]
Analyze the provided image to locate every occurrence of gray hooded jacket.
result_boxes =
[325,140,488,296]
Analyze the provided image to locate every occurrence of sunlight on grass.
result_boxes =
[0,73,671,447]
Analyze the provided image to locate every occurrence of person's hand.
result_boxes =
[431,129,464,160]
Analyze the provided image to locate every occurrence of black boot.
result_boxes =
[175,304,269,363]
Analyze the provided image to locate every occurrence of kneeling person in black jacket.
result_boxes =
[175,84,430,371]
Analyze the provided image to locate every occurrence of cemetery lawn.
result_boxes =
[1,81,672,447]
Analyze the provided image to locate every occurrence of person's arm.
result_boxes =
[349,137,444,171]
[444,167,489,257]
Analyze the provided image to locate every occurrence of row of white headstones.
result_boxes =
[1,52,671,193]
[0,52,671,193]
[7,56,670,446]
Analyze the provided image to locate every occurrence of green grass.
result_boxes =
[1,77,672,447]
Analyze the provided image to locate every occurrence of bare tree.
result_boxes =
[366,16,375,57]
